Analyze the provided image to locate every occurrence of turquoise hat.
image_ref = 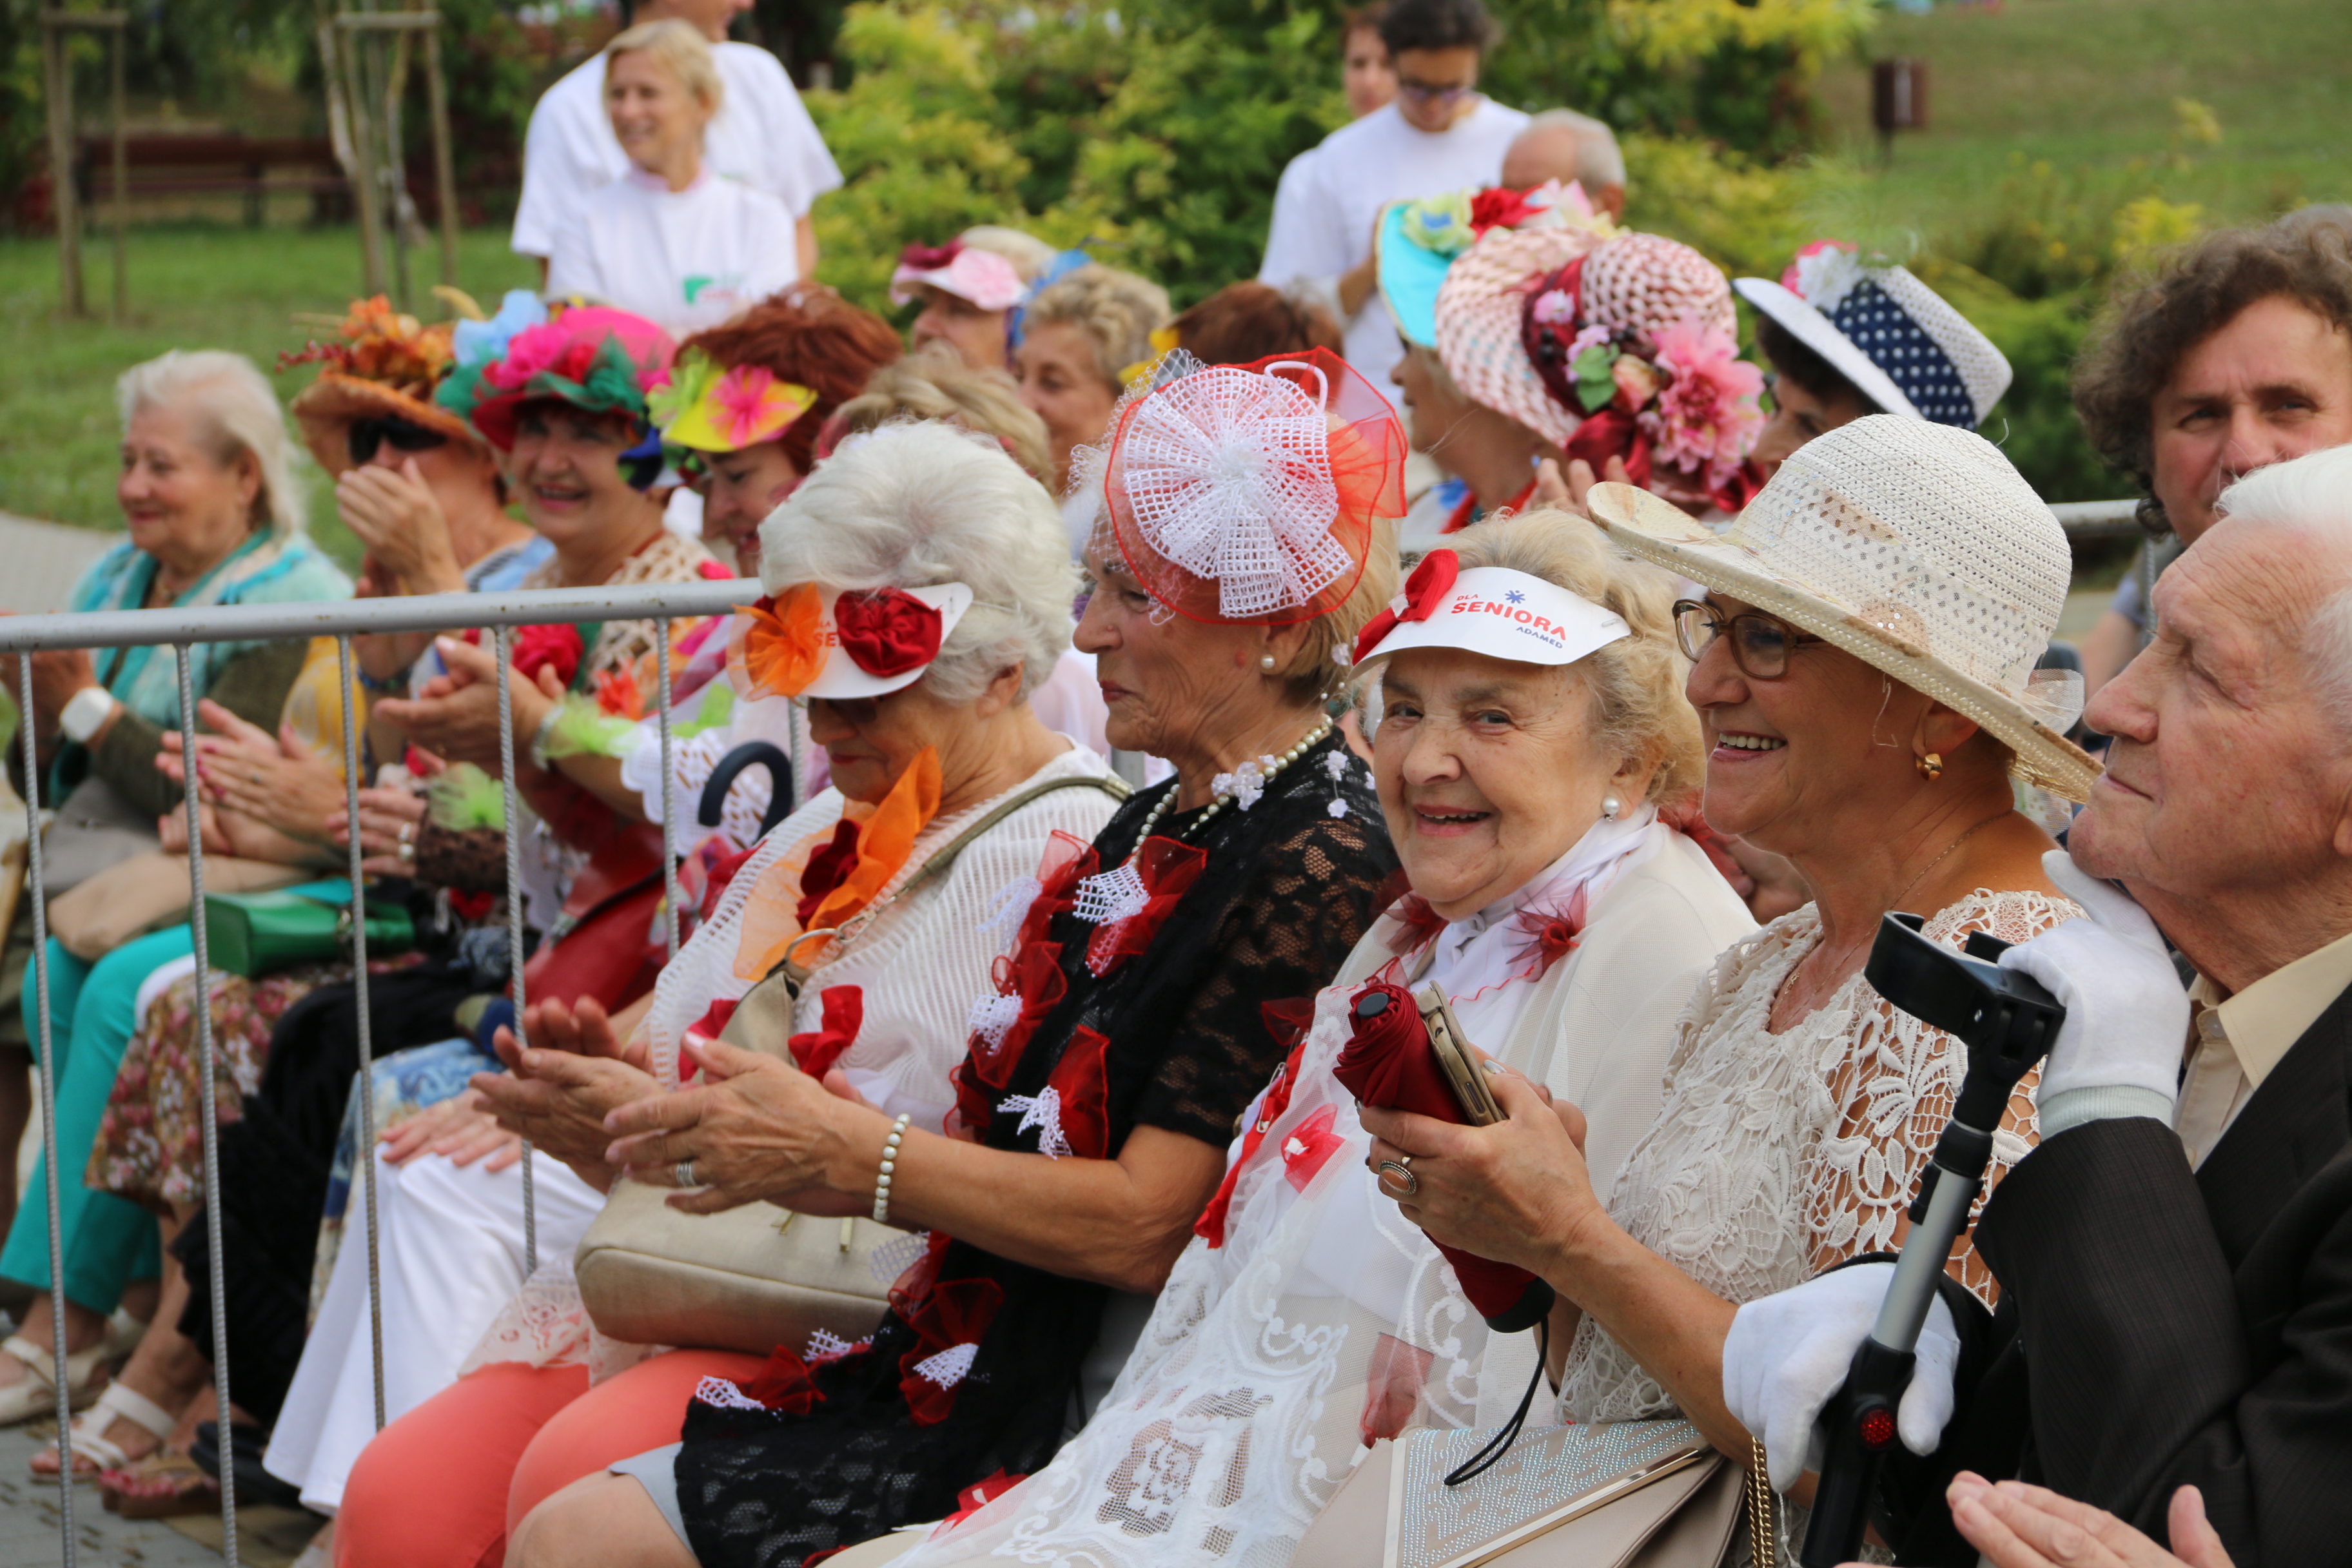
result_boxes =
[1377,194,1474,349]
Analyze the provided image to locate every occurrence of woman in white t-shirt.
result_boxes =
[545,19,798,337]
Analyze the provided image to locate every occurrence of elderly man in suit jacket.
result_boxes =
[1720,440,2352,1567]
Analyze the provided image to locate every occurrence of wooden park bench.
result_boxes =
[74,131,352,226]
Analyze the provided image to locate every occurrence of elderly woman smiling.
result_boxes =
[877,511,1756,1568]
[1364,418,2096,1537]
[507,350,1404,1568]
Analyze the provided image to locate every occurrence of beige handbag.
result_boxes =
[48,848,308,961]
[573,770,1130,1357]
[1292,1418,1772,1568]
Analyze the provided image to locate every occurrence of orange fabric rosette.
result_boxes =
[732,746,943,979]
[729,583,827,700]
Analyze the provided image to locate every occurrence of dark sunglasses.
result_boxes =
[1673,599,1823,681]
[348,415,451,467]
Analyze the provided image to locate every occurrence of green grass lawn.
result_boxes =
[0,224,538,568]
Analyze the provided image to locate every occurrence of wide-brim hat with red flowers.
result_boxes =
[436,300,676,455]
[1086,346,1406,627]
[282,297,480,478]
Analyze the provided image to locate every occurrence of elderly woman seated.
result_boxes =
[0,348,346,1438]
[883,510,1758,1568]
[1358,417,2095,1548]
[495,349,1404,1568]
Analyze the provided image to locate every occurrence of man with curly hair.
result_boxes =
[2073,207,2352,693]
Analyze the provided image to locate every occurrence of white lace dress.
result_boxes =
[1557,888,2072,1426]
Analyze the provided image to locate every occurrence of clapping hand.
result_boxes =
[379,1089,524,1172]
[374,636,560,770]
[602,1037,878,1217]
[471,997,663,1179]
[161,698,348,845]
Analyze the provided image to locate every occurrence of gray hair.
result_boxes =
[758,420,1077,703]
[2215,444,2352,726]
[1523,108,1626,191]
[116,349,308,538]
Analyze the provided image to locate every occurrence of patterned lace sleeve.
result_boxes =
[1801,888,2079,1306]
[1129,803,1396,1145]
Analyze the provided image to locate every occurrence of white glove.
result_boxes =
[1995,850,2188,1113]
[1722,1262,1960,1492]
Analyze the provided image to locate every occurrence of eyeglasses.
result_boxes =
[1673,599,1823,680]
[1395,77,1474,104]
[348,415,450,467]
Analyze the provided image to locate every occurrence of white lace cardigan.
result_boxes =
[1558,888,2073,1424]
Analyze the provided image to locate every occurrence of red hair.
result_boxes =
[676,284,904,471]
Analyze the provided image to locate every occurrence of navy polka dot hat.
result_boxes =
[1734,241,2011,429]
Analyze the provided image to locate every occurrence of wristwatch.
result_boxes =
[59,686,119,745]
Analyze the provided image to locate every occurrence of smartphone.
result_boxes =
[1416,983,1505,1126]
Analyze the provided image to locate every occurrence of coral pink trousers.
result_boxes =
[335,1348,766,1568]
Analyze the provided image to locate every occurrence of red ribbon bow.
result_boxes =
[1509,885,1592,984]
[953,943,1068,1134]
[834,589,945,680]
[737,1343,826,1414]
[897,1276,1005,1426]
[1350,549,1460,666]
[788,985,863,1080]
[1384,894,1449,957]
[899,240,963,272]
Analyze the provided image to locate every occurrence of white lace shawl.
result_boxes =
[461,745,1125,1377]
[1557,888,2073,1426]
[883,825,1755,1568]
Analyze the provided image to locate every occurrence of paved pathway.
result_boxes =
[0,1418,317,1567]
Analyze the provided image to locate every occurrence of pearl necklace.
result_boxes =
[1124,721,1333,860]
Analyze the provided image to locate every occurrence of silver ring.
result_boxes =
[676,1158,699,1189]
[1375,1159,1419,1197]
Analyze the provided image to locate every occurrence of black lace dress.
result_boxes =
[665,731,1397,1568]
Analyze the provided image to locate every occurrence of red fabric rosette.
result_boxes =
[1469,186,1542,237]
[738,1344,826,1414]
[1331,981,1555,1333]
[1509,885,1592,984]
[1194,1038,1308,1248]
[1563,406,1655,489]
[789,986,863,1080]
[1033,1025,1112,1160]
[953,943,1068,1134]
[1280,1103,1347,1193]
[1084,838,1208,977]
[512,622,585,689]
[897,1277,1006,1426]
[795,819,863,926]
[834,589,944,678]
[1384,893,1449,957]
[899,240,961,271]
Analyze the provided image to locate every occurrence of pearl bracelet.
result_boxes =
[872,1112,912,1224]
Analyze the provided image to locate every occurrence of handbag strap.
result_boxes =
[777,770,1132,979]
[1747,1436,1778,1567]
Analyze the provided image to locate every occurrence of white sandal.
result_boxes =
[37,1379,176,1477]
[0,1333,107,1426]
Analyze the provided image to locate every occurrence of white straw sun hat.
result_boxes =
[1587,414,2099,801]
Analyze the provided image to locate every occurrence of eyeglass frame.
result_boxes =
[1394,75,1475,105]
[1672,598,1826,681]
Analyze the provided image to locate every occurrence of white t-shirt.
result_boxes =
[511,41,843,259]
[544,168,800,335]
[1257,98,1530,389]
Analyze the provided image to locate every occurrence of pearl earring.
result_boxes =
[1601,795,1622,820]
[1259,653,1277,672]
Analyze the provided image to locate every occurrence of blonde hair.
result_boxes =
[1280,518,1400,708]
[1020,264,1171,394]
[834,344,1055,484]
[958,226,1060,286]
[1442,509,1705,806]
[116,349,307,538]
[605,18,723,117]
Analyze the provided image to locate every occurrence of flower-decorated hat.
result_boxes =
[1434,225,1763,512]
[1089,347,1407,625]
[648,349,818,456]
[435,293,677,478]
[730,580,976,700]
[283,295,479,477]
[1735,241,2012,428]
[1587,415,2097,801]
[1377,180,1618,349]
[889,240,1028,313]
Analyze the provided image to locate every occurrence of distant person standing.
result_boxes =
[1338,6,1400,119]
[1500,108,1626,219]
[1258,0,1526,389]
[512,0,839,283]
[543,21,799,335]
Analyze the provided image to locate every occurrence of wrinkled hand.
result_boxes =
[337,460,465,594]
[1934,1475,2235,1568]
[602,1037,880,1215]
[1721,1260,1959,1491]
[326,786,428,876]
[161,700,346,843]
[1358,1065,1600,1281]
[1531,454,1632,521]
[374,636,558,769]
[379,1090,525,1172]
[1997,850,2188,1115]
[471,1009,662,1172]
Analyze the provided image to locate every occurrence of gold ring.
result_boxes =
[1375,1159,1419,1197]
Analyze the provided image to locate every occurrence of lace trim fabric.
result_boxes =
[1558,888,2072,1426]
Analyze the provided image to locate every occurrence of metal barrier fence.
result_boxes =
[0,578,770,1563]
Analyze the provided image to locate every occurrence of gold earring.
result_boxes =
[1916,752,1943,782]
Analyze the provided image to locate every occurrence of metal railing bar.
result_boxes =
[494,627,536,1275]
[337,636,387,1436]
[177,644,239,1563]
[0,579,761,654]
[19,658,77,1567]
[657,620,679,961]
